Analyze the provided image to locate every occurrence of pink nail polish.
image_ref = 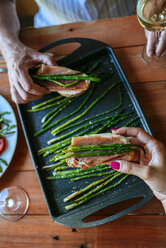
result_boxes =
[111,128,118,132]
[110,161,120,170]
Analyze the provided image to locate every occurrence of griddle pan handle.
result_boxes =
[39,37,107,66]
[58,181,153,228]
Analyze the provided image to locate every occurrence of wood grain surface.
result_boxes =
[0,15,166,248]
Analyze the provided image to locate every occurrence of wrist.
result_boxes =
[0,33,25,61]
[1,41,27,67]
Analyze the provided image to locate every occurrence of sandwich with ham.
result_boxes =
[65,133,142,170]
[32,64,99,97]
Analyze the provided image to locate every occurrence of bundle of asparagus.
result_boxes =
[32,64,100,97]
[28,61,141,211]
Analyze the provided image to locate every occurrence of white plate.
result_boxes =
[0,95,18,178]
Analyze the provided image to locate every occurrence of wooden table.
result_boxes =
[0,15,166,248]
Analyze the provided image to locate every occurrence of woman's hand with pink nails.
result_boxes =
[110,127,166,212]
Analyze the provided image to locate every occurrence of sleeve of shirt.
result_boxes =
[34,0,137,28]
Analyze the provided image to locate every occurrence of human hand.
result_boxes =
[110,127,166,210]
[6,42,56,103]
[142,0,166,58]
[145,29,166,58]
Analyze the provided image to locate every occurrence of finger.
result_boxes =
[126,137,152,165]
[33,52,57,66]
[114,128,165,166]
[127,137,145,147]
[145,30,157,57]
[9,73,37,101]
[10,84,41,104]
[112,127,157,145]
[15,80,42,102]
[10,86,26,104]
[9,71,46,101]
[155,31,166,57]
[20,69,49,96]
[110,160,154,181]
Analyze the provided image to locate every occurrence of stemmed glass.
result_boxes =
[137,0,166,67]
[0,186,29,221]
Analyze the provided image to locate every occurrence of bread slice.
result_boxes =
[36,65,90,97]
[66,133,138,169]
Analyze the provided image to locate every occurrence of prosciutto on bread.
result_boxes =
[36,64,90,97]
[66,133,140,169]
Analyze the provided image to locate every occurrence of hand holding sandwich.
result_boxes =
[0,0,56,104]
[5,42,56,103]
[111,127,166,212]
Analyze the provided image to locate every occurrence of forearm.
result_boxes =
[0,0,22,60]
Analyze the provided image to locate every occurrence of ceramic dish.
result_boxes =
[0,95,18,177]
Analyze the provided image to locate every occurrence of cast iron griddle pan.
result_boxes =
[17,38,153,228]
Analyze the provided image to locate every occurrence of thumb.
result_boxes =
[155,31,166,57]
[110,160,152,181]
[34,52,57,66]
[145,30,157,57]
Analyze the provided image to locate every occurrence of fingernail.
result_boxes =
[155,53,159,58]
[147,51,153,57]
[110,161,120,170]
[44,52,54,56]
[111,128,118,132]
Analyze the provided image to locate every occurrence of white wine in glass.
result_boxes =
[0,186,29,221]
[137,0,166,67]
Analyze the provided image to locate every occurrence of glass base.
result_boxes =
[142,45,166,68]
[0,186,29,221]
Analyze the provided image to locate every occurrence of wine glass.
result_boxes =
[137,0,166,67]
[0,186,29,221]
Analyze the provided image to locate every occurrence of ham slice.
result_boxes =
[66,133,139,169]
[36,65,90,97]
